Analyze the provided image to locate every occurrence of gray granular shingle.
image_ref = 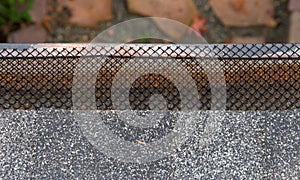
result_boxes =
[0,110,299,179]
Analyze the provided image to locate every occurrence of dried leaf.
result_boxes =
[138,141,147,145]
[190,15,208,36]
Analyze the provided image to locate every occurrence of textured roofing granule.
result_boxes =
[0,110,299,179]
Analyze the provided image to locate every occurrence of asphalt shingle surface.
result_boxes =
[0,110,299,179]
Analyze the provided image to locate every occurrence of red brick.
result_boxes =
[210,0,276,27]
[7,25,47,43]
[127,0,198,25]
[288,0,300,11]
[29,0,47,22]
[289,11,300,43]
[57,0,112,27]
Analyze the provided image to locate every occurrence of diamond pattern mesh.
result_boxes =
[0,44,299,111]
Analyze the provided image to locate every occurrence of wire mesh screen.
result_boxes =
[0,44,299,111]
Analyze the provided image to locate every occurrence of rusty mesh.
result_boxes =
[0,44,299,111]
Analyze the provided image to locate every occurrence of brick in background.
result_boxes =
[289,11,300,43]
[209,0,276,27]
[127,0,198,25]
[7,25,47,43]
[288,0,300,11]
[29,0,47,22]
[57,0,112,27]
[127,0,198,40]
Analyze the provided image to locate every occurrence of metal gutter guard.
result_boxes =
[0,43,299,178]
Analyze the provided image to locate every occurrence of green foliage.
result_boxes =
[0,0,33,26]
[135,33,152,43]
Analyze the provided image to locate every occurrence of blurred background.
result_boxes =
[0,0,298,43]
